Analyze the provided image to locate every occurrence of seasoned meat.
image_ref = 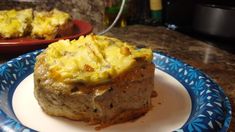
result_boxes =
[34,35,155,129]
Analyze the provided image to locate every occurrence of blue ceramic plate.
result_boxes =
[0,50,232,132]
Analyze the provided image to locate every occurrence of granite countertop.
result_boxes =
[105,25,235,131]
[0,25,234,131]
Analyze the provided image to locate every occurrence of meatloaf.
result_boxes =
[0,9,33,38]
[31,9,73,40]
[0,8,73,39]
[34,35,154,129]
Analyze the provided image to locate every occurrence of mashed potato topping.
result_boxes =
[43,35,153,85]
[0,9,32,38]
[31,9,71,39]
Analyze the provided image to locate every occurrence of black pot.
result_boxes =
[193,3,235,39]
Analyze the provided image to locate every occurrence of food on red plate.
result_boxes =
[0,8,73,40]
[0,9,33,38]
[31,9,73,40]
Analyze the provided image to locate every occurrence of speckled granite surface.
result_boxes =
[0,0,105,32]
[0,25,234,130]
[104,25,235,131]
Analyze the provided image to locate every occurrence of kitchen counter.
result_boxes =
[105,25,235,131]
[0,25,234,131]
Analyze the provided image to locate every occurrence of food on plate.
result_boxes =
[0,9,33,38]
[0,8,73,39]
[31,9,73,40]
[34,35,154,129]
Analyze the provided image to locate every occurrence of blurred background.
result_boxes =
[0,0,235,53]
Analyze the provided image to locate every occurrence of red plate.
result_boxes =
[0,19,93,55]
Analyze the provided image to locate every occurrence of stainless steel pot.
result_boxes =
[193,3,235,39]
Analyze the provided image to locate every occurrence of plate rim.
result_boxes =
[152,51,232,131]
[0,50,232,132]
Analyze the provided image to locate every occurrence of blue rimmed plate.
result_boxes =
[0,50,232,132]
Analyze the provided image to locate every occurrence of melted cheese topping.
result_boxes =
[0,9,32,38]
[31,9,71,39]
[43,35,153,85]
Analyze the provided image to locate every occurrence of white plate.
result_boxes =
[13,70,191,132]
[0,50,232,132]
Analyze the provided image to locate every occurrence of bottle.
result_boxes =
[104,0,127,28]
[149,0,162,23]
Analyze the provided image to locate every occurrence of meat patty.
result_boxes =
[33,35,155,129]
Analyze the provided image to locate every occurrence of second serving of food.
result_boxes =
[0,8,72,40]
